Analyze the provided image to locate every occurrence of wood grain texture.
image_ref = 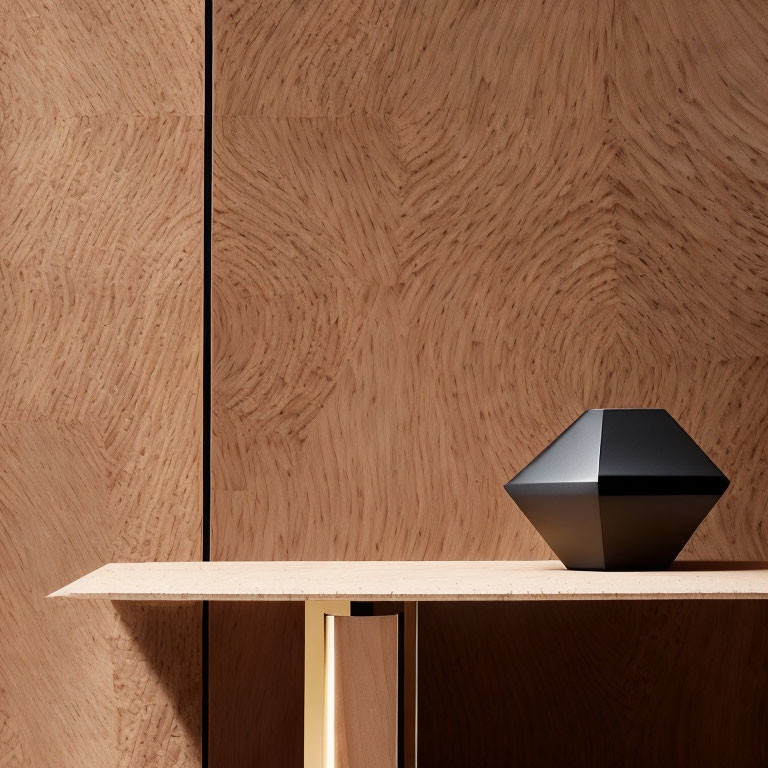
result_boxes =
[211,0,768,764]
[0,1,203,766]
[209,602,304,768]
[213,0,768,560]
[333,615,398,768]
[420,601,768,768]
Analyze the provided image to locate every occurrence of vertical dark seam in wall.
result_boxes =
[202,0,213,765]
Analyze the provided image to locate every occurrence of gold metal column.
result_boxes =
[304,601,418,768]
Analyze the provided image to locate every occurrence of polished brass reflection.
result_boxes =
[305,600,350,768]
[304,600,418,768]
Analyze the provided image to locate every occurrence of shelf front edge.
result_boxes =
[47,560,768,602]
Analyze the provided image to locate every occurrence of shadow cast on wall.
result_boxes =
[210,602,304,767]
[209,600,768,767]
[113,602,202,762]
[419,601,768,768]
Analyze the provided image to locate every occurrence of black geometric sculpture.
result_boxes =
[504,409,729,570]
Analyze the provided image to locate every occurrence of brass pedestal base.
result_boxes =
[304,601,418,768]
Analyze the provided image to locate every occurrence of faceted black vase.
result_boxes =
[504,409,729,571]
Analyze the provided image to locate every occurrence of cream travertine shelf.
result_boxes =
[49,560,768,601]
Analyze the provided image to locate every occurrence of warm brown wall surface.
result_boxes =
[0,2,203,765]
[213,0,767,559]
[211,0,768,764]
[419,599,768,767]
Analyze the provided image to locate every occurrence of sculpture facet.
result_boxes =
[504,409,729,570]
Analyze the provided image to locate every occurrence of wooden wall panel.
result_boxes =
[0,1,203,766]
[209,602,304,767]
[333,615,399,768]
[419,601,768,768]
[212,0,768,764]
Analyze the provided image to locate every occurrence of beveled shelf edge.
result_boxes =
[48,560,768,602]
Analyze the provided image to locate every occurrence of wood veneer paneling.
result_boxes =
[209,602,304,767]
[0,1,203,765]
[212,0,768,763]
[419,601,768,767]
[333,615,398,768]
